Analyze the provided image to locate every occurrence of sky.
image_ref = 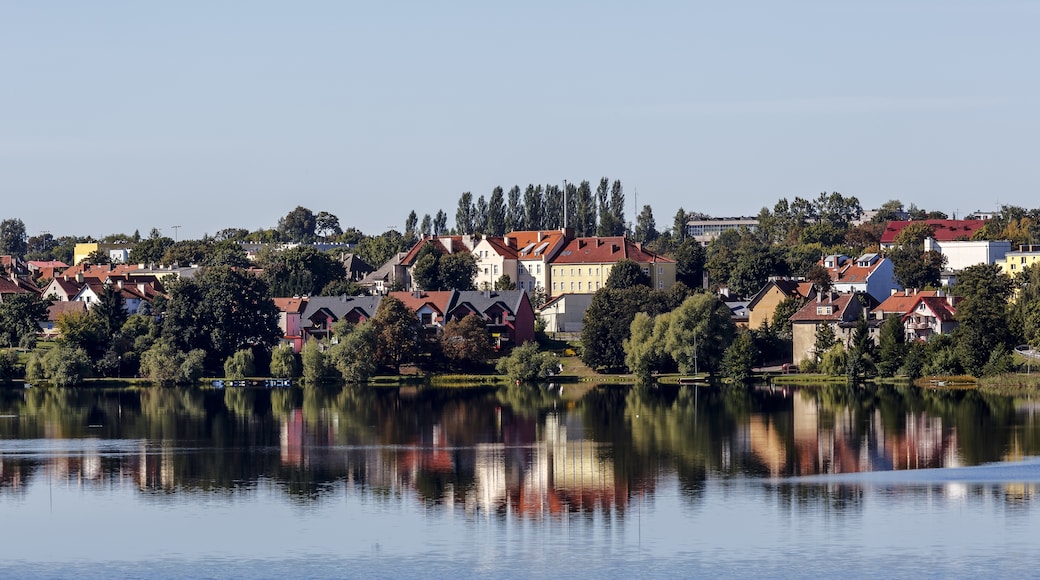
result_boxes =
[2,1,1038,240]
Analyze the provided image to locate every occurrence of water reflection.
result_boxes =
[2,383,1040,515]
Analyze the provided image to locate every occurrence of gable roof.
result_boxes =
[299,295,383,324]
[552,237,675,265]
[881,220,987,244]
[451,290,529,317]
[400,236,477,266]
[0,277,35,296]
[273,297,307,314]
[819,253,887,284]
[874,289,938,316]
[747,278,816,310]
[902,295,961,323]
[790,293,873,323]
[507,230,569,261]
[389,290,456,315]
[47,301,87,322]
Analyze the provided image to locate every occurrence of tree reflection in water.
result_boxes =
[1,383,1040,517]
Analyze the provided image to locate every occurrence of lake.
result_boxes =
[2,382,1040,579]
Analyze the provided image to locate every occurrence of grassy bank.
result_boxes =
[977,373,1040,396]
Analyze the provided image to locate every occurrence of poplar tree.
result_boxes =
[487,187,506,236]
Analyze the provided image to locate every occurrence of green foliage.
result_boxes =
[581,286,671,371]
[494,274,516,291]
[270,343,301,378]
[813,323,837,363]
[0,218,28,258]
[160,266,281,372]
[440,314,494,369]
[673,238,706,288]
[94,284,128,338]
[57,309,108,360]
[179,349,207,384]
[845,317,876,382]
[0,350,18,383]
[819,344,848,377]
[259,245,346,297]
[439,251,477,290]
[278,206,317,243]
[771,296,806,341]
[129,236,175,264]
[623,312,670,383]
[496,341,558,383]
[722,330,759,383]
[0,292,52,348]
[224,349,256,379]
[33,345,93,386]
[606,259,651,289]
[372,296,421,372]
[953,263,1014,376]
[981,343,1016,377]
[664,294,737,376]
[160,240,210,266]
[876,315,906,378]
[355,229,409,268]
[301,338,331,385]
[633,204,658,243]
[140,341,184,385]
[328,322,377,382]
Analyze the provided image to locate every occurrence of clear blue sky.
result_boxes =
[2,1,1037,240]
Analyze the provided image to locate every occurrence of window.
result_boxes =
[578,282,582,290]
[595,281,600,290]
[570,282,574,291]
[578,268,582,275]
[816,306,832,315]
[494,265,498,274]
[658,266,663,275]
[659,280,664,289]
[421,313,433,325]
[553,282,557,291]
[536,265,541,274]
[570,268,574,276]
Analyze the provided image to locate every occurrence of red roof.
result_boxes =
[273,297,308,314]
[552,237,674,265]
[874,289,938,316]
[400,236,476,266]
[507,230,569,260]
[901,295,961,323]
[789,293,860,323]
[880,220,987,244]
[389,290,455,315]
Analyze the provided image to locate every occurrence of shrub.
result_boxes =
[224,349,256,379]
[496,341,558,383]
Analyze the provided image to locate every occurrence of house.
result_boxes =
[0,275,38,303]
[538,293,594,333]
[70,278,160,314]
[902,293,961,342]
[879,220,987,249]
[59,263,141,282]
[747,278,816,330]
[922,238,1011,272]
[398,235,480,291]
[339,253,374,282]
[549,237,676,296]
[507,229,570,293]
[73,242,135,265]
[390,290,457,340]
[449,290,535,348]
[358,252,409,295]
[871,289,938,320]
[789,292,877,364]
[297,295,383,343]
[27,260,68,281]
[1000,245,1040,277]
[42,276,88,302]
[40,301,88,339]
[471,236,519,291]
[272,297,308,352]
[819,253,900,303]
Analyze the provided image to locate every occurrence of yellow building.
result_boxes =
[747,278,815,330]
[1000,245,1040,277]
[549,237,676,296]
[73,243,99,267]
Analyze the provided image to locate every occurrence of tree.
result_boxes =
[94,284,128,338]
[624,312,666,383]
[259,245,346,297]
[455,192,475,234]
[771,296,806,341]
[440,314,494,369]
[223,349,256,379]
[316,211,343,242]
[411,244,443,290]
[664,294,737,376]
[161,240,210,266]
[160,266,281,371]
[633,205,658,243]
[129,236,175,264]
[278,206,317,243]
[606,259,651,289]
[301,338,331,385]
[372,296,421,373]
[328,321,377,382]
[845,316,876,382]
[674,239,706,288]
[806,264,832,293]
[496,341,557,383]
[37,345,92,386]
[270,343,301,378]
[723,330,759,383]
[355,229,408,268]
[581,286,671,371]
[57,309,107,360]
[813,323,837,363]
[439,251,477,290]
[202,240,251,268]
[890,245,946,289]
[487,187,507,236]
[494,274,516,291]
[523,185,543,230]
[0,218,28,258]
[434,210,448,235]
[953,263,1014,376]
[574,180,596,237]
[474,195,489,234]
[420,214,433,236]
[0,292,52,348]
[876,315,906,378]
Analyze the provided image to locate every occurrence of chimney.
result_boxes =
[413,289,422,299]
[537,232,543,242]
[117,279,124,289]
[76,272,84,283]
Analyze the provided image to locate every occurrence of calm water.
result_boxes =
[2,383,1040,578]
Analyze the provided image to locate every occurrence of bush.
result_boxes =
[496,341,558,383]
[302,338,332,385]
[140,341,183,386]
[179,349,207,384]
[224,349,256,379]
[0,350,19,383]
[819,344,848,377]
[270,343,301,378]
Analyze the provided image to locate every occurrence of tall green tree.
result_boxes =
[487,187,507,236]
[606,259,651,289]
[0,218,28,258]
[440,314,494,369]
[845,316,876,382]
[674,239,706,288]
[665,294,737,376]
[316,211,343,242]
[876,315,906,378]
[259,245,346,297]
[372,296,421,373]
[0,292,52,348]
[506,185,523,233]
[581,286,671,371]
[633,205,658,243]
[455,192,475,234]
[523,185,544,230]
[160,266,281,371]
[329,321,377,382]
[474,195,489,234]
[813,323,837,363]
[723,330,759,383]
[277,206,317,243]
[434,210,448,235]
[94,284,128,339]
[953,263,1014,376]
[439,251,477,290]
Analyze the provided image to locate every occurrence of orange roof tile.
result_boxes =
[552,237,674,265]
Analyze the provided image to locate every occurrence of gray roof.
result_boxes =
[299,295,383,328]
[450,290,528,316]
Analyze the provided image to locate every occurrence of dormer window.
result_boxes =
[816,306,833,315]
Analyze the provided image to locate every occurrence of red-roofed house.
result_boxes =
[880,220,987,249]
[472,235,519,291]
[27,260,68,281]
[273,297,308,352]
[390,290,456,338]
[789,292,878,364]
[747,278,817,330]
[399,236,480,291]
[507,230,570,294]
[549,237,676,296]
[871,289,937,320]
[902,293,962,341]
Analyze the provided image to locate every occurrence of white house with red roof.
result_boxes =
[902,292,962,342]
[471,235,519,291]
[880,220,987,249]
[507,229,570,293]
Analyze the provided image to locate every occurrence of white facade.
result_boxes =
[538,294,593,333]
[923,238,1011,271]
[472,237,517,291]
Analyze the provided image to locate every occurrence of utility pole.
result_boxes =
[170,225,181,242]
